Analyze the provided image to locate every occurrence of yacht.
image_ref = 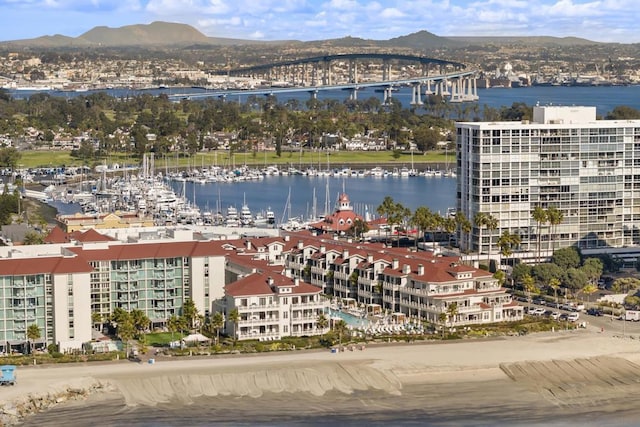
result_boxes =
[225,206,240,227]
[240,203,253,226]
[266,208,276,225]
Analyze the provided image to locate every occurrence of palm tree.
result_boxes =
[546,207,564,252]
[446,302,459,330]
[532,206,548,263]
[474,212,488,258]
[549,278,561,306]
[411,206,433,250]
[210,312,224,345]
[228,308,240,344]
[333,319,349,348]
[484,214,499,270]
[497,230,521,269]
[376,196,396,244]
[455,211,472,251]
[438,312,447,338]
[317,312,329,337]
[182,298,199,333]
[26,324,40,354]
[522,274,537,308]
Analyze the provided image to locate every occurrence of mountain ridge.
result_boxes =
[0,21,606,49]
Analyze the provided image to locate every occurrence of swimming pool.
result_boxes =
[327,308,370,329]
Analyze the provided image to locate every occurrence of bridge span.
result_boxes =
[169,70,479,104]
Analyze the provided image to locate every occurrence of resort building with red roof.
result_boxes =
[0,224,522,353]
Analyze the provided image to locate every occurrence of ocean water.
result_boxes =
[8,85,640,117]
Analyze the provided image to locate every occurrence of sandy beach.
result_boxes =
[7,329,640,425]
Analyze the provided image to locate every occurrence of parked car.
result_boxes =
[586,308,604,316]
[530,307,546,316]
[533,298,546,306]
[550,311,561,320]
[567,312,580,322]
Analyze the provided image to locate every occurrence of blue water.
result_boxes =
[9,85,640,116]
[168,175,458,222]
[327,308,370,328]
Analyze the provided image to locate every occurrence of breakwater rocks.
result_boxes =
[0,381,112,426]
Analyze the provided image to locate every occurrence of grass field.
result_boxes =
[18,150,452,169]
[145,332,185,347]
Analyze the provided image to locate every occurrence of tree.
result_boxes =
[532,263,563,286]
[494,270,506,287]
[552,247,581,270]
[210,312,224,345]
[0,147,20,169]
[117,318,136,356]
[581,258,604,284]
[446,301,459,329]
[349,218,369,240]
[376,196,396,243]
[26,324,41,354]
[333,319,348,348]
[167,315,184,342]
[582,283,598,304]
[484,214,499,269]
[546,207,564,252]
[317,312,329,338]
[511,263,532,285]
[549,277,562,305]
[522,274,538,307]
[182,298,199,332]
[532,206,548,263]
[23,231,44,245]
[497,230,521,268]
[438,312,447,338]
[455,211,472,251]
[228,308,240,344]
[131,309,150,335]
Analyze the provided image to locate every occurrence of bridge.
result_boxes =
[172,53,479,104]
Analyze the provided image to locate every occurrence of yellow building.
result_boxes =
[57,212,155,233]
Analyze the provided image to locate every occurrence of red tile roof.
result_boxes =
[44,226,69,244]
[226,272,321,297]
[0,256,93,276]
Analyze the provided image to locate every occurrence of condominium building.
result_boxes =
[456,105,640,262]
[285,235,522,325]
[224,273,329,341]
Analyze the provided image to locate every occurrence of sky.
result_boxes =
[1,0,639,43]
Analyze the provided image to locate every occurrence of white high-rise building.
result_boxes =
[456,105,640,264]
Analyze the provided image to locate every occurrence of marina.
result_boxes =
[40,158,457,229]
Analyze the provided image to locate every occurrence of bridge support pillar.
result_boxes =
[350,88,358,101]
[411,83,423,106]
[348,59,359,84]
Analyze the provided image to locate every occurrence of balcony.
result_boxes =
[240,317,279,326]
[290,316,317,323]
[237,303,279,312]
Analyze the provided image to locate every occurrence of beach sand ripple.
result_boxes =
[110,360,402,406]
[500,356,640,407]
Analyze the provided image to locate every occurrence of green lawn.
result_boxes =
[18,149,453,169]
[145,332,184,347]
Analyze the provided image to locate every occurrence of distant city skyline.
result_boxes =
[1,0,638,44]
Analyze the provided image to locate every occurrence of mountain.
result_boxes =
[78,21,210,46]
[383,30,463,49]
[448,36,600,46]
[0,21,277,48]
[0,21,602,49]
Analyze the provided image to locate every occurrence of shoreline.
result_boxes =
[4,329,640,425]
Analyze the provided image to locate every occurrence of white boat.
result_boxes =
[266,208,276,225]
[240,203,253,226]
[370,167,384,177]
[225,206,239,227]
